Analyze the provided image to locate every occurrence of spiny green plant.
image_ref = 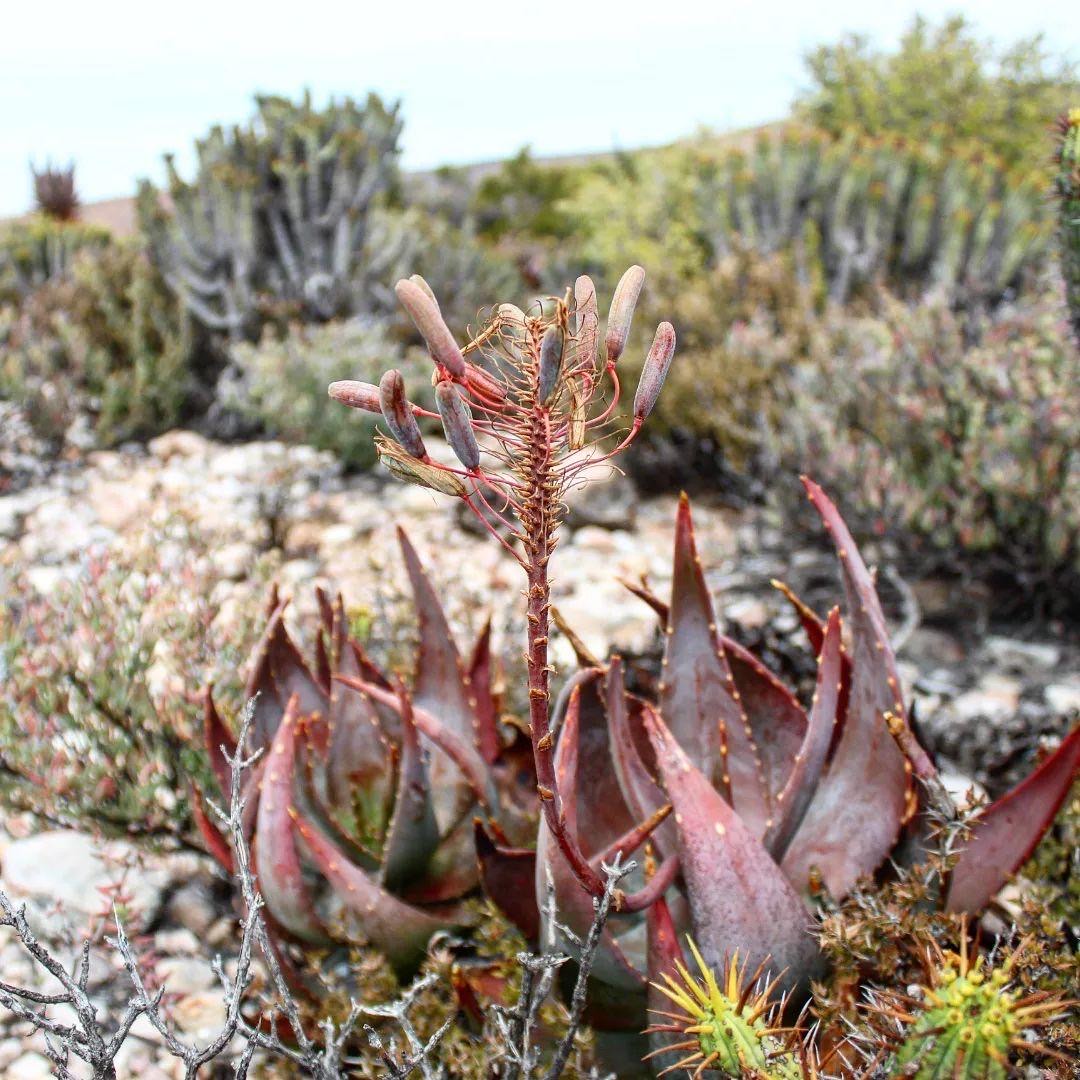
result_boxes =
[1054,108,1080,347]
[646,935,812,1078]
[860,932,1075,1077]
[138,89,403,338]
[31,160,79,222]
[197,548,537,975]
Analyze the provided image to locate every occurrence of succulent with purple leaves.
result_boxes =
[478,482,1080,1049]
[198,536,534,974]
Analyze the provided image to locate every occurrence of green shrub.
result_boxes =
[565,127,1051,308]
[0,521,268,849]
[785,287,1080,605]
[797,14,1078,172]
[224,317,432,470]
[0,241,200,446]
[0,216,110,302]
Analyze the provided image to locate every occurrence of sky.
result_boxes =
[2,1,1077,217]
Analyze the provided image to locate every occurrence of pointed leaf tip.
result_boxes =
[947,725,1080,912]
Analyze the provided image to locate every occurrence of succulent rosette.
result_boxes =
[197,530,535,973]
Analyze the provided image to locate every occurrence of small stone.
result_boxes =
[725,597,769,631]
[7,1052,53,1080]
[154,926,203,955]
[984,636,1061,672]
[950,674,1022,722]
[148,429,211,460]
[157,955,216,994]
[164,882,220,938]
[1045,679,1080,715]
[170,988,227,1036]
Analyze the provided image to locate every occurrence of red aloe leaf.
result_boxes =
[380,682,439,891]
[782,479,914,899]
[662,494,770,835]
[721,638,807,809]
[474,820,540,943]
[253,696,329,944]
[335,676,497,815]
[202,689,235,798]
[402,813,480,904]
[645,895,690,1074]
[644,706,821,996]
[606,658,675,855]
[324,674,395,817]
[765,608,843,862]
[467,617,501,765]
[191,784,233,872]
[946,725,1080,913]
[771,579,852,737]
[288,805,449,974]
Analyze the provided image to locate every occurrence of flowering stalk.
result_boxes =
[330,267,677,899]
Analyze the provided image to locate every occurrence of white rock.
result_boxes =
[156,955,216,995]
[1,831,170,926]
[148,430,211,460]
[1045,679,1080,715]
[7,1052,53,1080]
[985,636,1061,672]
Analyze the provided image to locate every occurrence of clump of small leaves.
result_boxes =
[0,519,269,848]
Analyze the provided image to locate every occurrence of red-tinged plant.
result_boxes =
[477,483,1080,1052]
[329,266,680,911]
[198,533,535,974]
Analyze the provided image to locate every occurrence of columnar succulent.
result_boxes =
[1054,108,1080,347]
[139,90,403,337]
[198,541,534,973]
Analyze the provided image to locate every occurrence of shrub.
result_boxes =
[0,520,269,849]
[0,216,110,302]
[138,90,403,338]
[0,241,201,447]
[566,127,1051,309]
[797,14,1078,172]
[785,287,1080,607]
[223,316,431,470]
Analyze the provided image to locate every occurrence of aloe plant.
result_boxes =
[321,267,1079,1071]
[478,484,1080,1047]
[198,538,535,974]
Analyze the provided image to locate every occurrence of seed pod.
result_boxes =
[394,279,465,377]
[379,369,427,458]
[538,325,564,404]
[568,376,587,450]
[465,363,507,403]
[376,436,467,497]
[605,264,645,366]
[633,322,677,423]
[408,274,439,310]
[574,275,598,370]
[435,381,481,471]
[327,380,381,413]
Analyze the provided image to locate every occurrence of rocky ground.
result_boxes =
[0,431,1077,1076]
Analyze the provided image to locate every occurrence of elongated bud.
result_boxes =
[633,322,676,423]
[408,274,439,310]
[379,369,427,458]
[574,275,598,370]
[569,376,587,450]
[465,362,507,403]
[538,325,564,404]
[377,436,467,497]
[435,381,480,470]
[605,264,645,366]
[328,380,381,413]
[394,279,465,377]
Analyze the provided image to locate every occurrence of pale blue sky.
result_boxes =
[2,0,1077,216]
